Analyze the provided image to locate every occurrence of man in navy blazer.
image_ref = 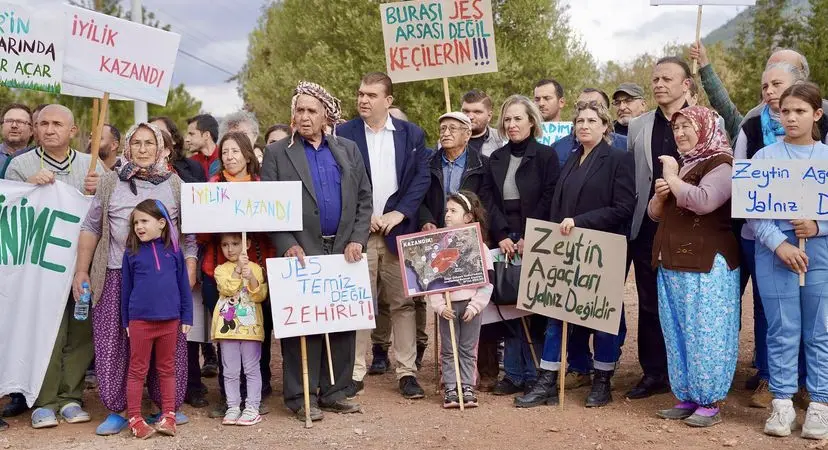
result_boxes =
[336,72,430,400]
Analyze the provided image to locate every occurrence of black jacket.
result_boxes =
[550,141,635,235]
[482,138,560,243]
[173,157,207,183]
[418,147,489,229]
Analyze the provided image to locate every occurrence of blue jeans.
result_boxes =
[503,318,543,384]
[565,316,628,374]
[741,237,769,380]
[756,231,828,402]
[540,309,627,372]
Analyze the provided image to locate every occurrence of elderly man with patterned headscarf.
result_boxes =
[261,81,372,421]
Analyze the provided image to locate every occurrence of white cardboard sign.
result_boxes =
[731,159,828,220]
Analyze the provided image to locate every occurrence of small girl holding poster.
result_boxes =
[211,233,268,426]
[428,191,493,408]
[749,83,828,439]
[121,200,193,439]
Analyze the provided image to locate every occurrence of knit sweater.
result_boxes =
[4,147,106,190]
[121,238,194,328]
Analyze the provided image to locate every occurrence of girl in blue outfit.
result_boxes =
[749,82,828,440]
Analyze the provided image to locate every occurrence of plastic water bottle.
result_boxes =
[74,282,91,321]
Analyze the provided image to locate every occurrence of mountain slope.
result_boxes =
[703,0,809,45]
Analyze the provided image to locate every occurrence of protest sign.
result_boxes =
[731,159,828,220]
[0,3,63,93]
[379,0,498,83]
[267,254,374,339]
[0,180,92,406]
[517,219,626,335]
[61,82,129,100]
[397,223,488,297]
[651,1,755,4]
[180,181,303,233]
[61,4,181,105]
[539,122,573,146]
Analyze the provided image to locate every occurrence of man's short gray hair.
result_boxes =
[769,47,810,80]
[219,110,260,143]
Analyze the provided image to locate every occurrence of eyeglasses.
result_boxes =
[3,119,31,127]
[612,97,642,107]
[439,125,469,135]
[130,140,158,150]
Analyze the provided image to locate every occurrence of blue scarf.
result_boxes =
[760,104,786,147]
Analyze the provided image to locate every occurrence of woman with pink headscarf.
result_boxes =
[73,123,198,435]
[647,106,740,428]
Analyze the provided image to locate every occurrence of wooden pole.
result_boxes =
[300,336,313,428]
[434,311,441,394]
[445,292,464,411]
[442,77,451,113]
[800,238,806,286]
[91,98,100,150]
[87,92,110,177]
[325,333,335,385]
[559,321,568,409]
[692,5,703,75]
[521,316,540,368]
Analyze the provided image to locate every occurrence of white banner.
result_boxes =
[731,159,828,220]
[0,180,92,406]
[61,4,181,105]
[180,181,303,233]
[267,254,375,339]
[651,1,755,5]
[379,0,498,83]
[0,2,64,93]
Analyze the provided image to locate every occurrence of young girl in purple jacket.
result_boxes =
[121,199,193,439]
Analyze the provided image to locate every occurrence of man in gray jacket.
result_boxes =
[461,89,506,157]
[261,81,373,421]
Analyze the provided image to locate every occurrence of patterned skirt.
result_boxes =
[657,254,740,405]
[93,268,187,413]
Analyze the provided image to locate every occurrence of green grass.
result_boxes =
[1,79,61,94]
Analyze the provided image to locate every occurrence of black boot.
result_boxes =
[514,369,558,408]
[585,369,613,407]
[368,344,390,375]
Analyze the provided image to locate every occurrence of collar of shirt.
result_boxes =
[441,148,468,167]
[301,135,329,151]
[364,114,396,134]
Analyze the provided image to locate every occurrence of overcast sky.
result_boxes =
[25,0,747,117]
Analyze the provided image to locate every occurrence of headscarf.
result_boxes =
[670,106,733,166]
[760,104,786,147]
[118,122,173,194]
[289,81,342,145]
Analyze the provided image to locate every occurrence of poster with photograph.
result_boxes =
[396,223,488,297]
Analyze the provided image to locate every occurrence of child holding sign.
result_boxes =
[211,233,268,426]
[428,191,493,408]
[749,83,828,440]
[121,200,193,439]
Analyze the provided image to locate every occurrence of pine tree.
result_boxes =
[801,0,828,94]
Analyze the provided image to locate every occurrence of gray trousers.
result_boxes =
[439,300,482,389]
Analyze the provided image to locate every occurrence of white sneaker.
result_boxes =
[222,406,242,426]
[802,402,828,439]
[764,399,798,437]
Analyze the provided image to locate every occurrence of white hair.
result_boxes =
[219,110,260,143]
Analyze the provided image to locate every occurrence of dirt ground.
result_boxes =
[1,279,825,450]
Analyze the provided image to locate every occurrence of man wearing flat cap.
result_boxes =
[611,83,647,137]
[261,81,373,421]
[419,112,489,231]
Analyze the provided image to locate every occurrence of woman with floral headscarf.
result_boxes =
[73,123,199,436]
[647,106,740,428]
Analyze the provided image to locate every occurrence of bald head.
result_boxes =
[37,104,78,154]
[767,49,810,80]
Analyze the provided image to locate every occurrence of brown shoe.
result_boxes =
[478,377,498,393]
[795,386,812,410]
[564,372,591,390]
[750,379,773,408]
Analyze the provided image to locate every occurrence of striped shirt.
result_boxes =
[4,147,105,192]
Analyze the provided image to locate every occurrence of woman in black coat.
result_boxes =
[514,100,635,409]
[481,95,560,396]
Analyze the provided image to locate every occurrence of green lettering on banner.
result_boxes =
[0,195,80,273]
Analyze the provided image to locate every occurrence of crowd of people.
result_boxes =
[2,42,828,442]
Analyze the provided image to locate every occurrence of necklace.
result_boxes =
[782,140,816,160]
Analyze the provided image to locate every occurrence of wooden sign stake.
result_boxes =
[800,238,806,286]
[442,77,451,113]
[559,321,568,409]
[87,92,110,180]
[445,291,464,411]
[325,333,335,385]
[692,5,703,75]
[521,316,540,368]
[300,336,313,428]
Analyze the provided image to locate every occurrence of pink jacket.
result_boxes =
[428,251,493,315]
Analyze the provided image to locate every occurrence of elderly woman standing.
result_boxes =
[73,123,198,435]
[648,106,740,428]
[515,101,635,408]
[481,95,560,396]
